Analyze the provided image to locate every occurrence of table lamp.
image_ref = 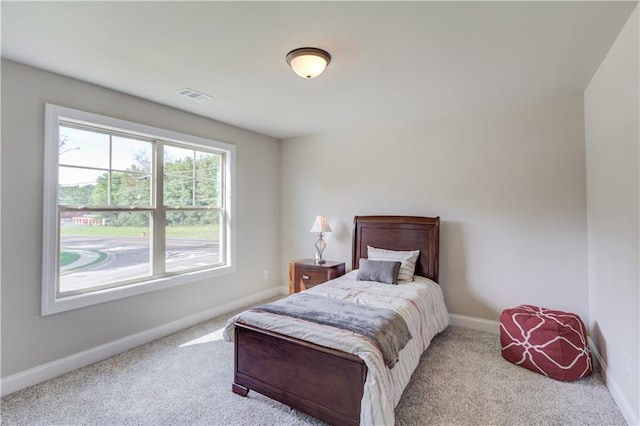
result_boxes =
[310,215,332,265]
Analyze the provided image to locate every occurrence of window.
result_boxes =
[43,104,235,315]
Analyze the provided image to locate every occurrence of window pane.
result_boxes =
[112,136,152,172]
[165,210,221,273]
[59,125,110,169]
[110,171,151,206]
[164,145,194,206]
[164,146,221,207]
[59,211,151,294]
[195,152,221,207]
[58,167,106,205]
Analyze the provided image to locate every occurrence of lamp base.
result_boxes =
[314,233,327,266]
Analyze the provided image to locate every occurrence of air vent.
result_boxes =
[176,88,213,102]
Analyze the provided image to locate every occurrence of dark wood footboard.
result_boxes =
[233,323,367,426]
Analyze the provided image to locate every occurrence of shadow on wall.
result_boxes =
[440,220,496,320]
[332,219,356,270]
[590,322,606,366]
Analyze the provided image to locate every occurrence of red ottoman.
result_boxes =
[500,305,592,381]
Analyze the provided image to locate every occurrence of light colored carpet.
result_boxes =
[1,305,627,426]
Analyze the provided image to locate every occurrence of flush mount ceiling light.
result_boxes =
[286,47,331,79]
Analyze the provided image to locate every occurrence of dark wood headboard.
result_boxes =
[352,216,440,283]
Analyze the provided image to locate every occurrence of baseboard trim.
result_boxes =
[449,313,500,334]
[588,339,639,426]
[5,304,636,426]
[0,287,282,397]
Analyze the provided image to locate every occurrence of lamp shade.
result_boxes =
[286,47,331,79]
[310,215,332,233]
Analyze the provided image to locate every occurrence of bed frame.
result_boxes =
[232,215,440,426]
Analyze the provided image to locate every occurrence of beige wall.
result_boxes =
[585,6,639,424]
[0,60,281,377]
[281,94,588,322]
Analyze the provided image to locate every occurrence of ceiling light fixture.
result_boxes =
[286,47,331,79]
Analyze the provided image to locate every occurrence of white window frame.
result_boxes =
[42,104,236,315]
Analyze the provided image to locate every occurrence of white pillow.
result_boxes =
[367,246,420,282]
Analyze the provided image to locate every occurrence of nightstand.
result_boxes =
[288,259,346,294]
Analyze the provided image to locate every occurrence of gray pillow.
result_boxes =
[357,259,402,285]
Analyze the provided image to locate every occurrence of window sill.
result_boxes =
[41,264,235,316]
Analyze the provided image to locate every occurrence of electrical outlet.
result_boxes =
[263,270,269,280]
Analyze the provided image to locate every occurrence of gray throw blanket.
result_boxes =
[254,293,412,368]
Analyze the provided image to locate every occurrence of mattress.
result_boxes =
[223,270,450,425]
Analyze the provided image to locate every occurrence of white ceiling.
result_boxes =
[1,1,636,140]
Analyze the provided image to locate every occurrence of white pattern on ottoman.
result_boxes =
[500,305,593,381]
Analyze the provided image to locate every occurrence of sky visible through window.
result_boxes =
[59,125,152,191]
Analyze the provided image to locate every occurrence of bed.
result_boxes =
[223,215,449,426]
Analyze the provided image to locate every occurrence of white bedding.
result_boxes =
[223,270,449,426]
